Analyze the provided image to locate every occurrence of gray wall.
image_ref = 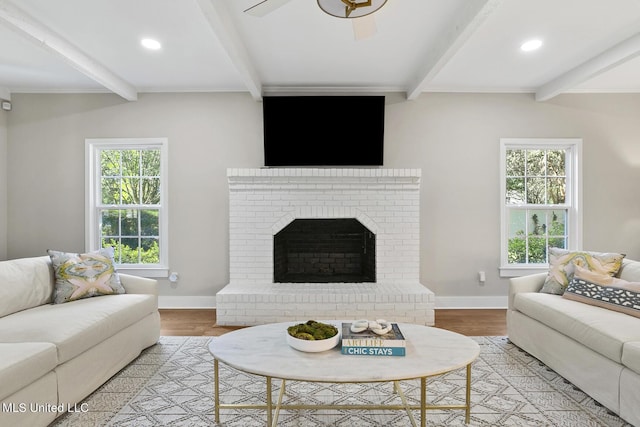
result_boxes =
[385,92,640,304]
[5,92,640,307]
[0,108,6,260]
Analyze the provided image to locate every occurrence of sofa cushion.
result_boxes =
[0,342,58,401]
[0,256,54,317]
[48,248,125,304]
[563,273,640,319]
[618,259,640,282]
[540,248,625,295]
[513,292,640,363]
[623,342,640,375]
[0,294,156,363]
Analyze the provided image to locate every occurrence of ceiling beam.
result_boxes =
[197,0,263,101]
[0,0,137,101]
[536,32,640,101]
[406,0,502,100]
[244,0,293,17]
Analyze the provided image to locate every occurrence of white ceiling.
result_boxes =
[1,0,640,102]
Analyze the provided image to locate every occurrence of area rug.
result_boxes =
[50,336,632,426]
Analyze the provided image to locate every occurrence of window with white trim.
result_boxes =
[500,138,582,277]
[86,138,168,277]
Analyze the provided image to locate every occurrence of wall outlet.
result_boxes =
[478,271,486,283]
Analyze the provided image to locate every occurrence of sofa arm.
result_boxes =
[119,273,158,297]
[508,272,547,310]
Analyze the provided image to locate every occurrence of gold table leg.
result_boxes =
[212,361,474,426]
[272,379,286,427]
[421,377,426,427]
[266,376,272,427]
[393,381,418,427]
[465,363,472,424]
[214,359,219,423]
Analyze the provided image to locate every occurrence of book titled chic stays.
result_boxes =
[341,322,406,356]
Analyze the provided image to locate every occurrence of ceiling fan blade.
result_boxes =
[243,0,294,17]
[352,15,377,40]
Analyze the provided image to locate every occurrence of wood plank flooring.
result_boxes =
[159,309,507,337]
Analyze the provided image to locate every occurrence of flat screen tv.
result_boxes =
[263,95,385,166]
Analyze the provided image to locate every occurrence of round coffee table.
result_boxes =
[210,321,479,426]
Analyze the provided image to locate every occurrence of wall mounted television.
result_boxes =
[263,95,385,166]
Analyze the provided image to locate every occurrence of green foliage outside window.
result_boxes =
[506,148,567,264]
[100,149,160,205]
[508,211,566,264]
[102,238,159,264]
[505,149,565,205]
[99,149,161,264]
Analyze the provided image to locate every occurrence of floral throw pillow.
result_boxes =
[540,248,625,295]
[48,248,125,304]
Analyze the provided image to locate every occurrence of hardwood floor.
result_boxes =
[159,309,238,337]
[159,309,507,337]
[434,309,506,336]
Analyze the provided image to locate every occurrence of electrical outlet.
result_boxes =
[478,271,486,283]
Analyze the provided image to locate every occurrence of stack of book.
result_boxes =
[340,322,406,356]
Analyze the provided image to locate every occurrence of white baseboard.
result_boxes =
[435,296,508,309]
[158,296,216,309]
[158,295,507,310]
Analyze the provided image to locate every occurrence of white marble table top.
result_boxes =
[209,321,480,383]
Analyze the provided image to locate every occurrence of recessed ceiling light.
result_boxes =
[520,39,543,52]
[141,38,162,50]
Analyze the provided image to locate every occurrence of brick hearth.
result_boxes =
[215,168,435,326]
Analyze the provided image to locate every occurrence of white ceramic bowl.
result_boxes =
[286,325,341,353]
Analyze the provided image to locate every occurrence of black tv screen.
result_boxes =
[263,96,385,166]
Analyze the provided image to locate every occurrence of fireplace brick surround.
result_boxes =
[215,168,435,326]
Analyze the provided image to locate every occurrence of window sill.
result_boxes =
[499,265,548,278]
[116,266,169,278]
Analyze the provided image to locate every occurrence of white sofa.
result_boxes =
[507,258,640,426]
[0,255,160,427]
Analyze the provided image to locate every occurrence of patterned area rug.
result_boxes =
[51,336,632,426]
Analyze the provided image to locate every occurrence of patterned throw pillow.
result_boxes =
[540,248,625,295]
[48,248,125,304]
[563,270,640,319]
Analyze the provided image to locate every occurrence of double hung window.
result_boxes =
[85,138,168,277]
[500,138,582,277]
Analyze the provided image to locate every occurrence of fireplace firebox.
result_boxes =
[273,219,375,283]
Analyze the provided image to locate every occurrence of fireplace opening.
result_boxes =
[274,218,375,283]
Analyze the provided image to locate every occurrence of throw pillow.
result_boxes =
[572,265,638,288]
[570,264,617,285]
[540,248,625,295]
[563,274,640,319]
[48,248,125,304]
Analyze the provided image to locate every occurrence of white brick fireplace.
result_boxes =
[215,168,435,326]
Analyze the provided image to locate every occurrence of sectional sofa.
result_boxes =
[508,256,640,426]
[0,255,160,427]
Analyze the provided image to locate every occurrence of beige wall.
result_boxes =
[385,92,640,303]
[6,92,640,306]
[0,108,6,260]
[7,93,262,302]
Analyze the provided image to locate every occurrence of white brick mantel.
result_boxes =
[216,168,435,326]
